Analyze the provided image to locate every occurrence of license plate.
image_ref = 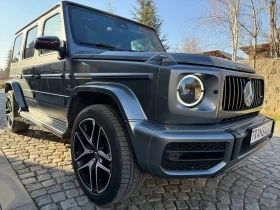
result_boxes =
[250,121,273,144]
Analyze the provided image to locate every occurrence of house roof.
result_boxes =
[201,50,244,61]
[240,43,271,55]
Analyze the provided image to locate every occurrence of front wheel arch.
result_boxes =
[66,84,146,128]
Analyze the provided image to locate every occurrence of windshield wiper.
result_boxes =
[80,41,126,51]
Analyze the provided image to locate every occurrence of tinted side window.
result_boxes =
[24,26,38,59]
[42,14,61,55]
[43,14,61,37]
[12,34,23,63]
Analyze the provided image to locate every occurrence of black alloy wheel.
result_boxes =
[73,118,112,194]
[6,90,29,132]
[6,94,13,127]
[71,105,144,205]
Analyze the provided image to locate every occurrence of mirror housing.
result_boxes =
[34,36,65,59]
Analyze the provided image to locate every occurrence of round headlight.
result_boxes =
[177,75,204,107]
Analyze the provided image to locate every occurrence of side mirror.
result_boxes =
[34,36,66,59]
[34,36,61,51]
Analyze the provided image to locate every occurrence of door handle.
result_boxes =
[32,74,41,79]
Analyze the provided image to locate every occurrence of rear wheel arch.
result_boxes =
[5,80,28,112]
[5,83,12,93]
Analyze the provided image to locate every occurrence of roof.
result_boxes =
[15,3,61,35]
[15,1,156,35]
[201,50,244,61]
[240,43,271,55]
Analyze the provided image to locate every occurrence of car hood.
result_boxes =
[71,51,254,73]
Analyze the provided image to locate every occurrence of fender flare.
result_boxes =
[67,83,147,121]
[5,80,28,112]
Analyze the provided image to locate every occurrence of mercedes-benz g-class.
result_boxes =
[5,1,275,205]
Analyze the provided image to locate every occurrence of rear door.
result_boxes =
[21,24,40,108]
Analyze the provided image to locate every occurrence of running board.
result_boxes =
[19,108,67,138]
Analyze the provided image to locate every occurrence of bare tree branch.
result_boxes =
[193,0,241,61]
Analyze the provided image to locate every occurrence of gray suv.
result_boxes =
[5,1,275,205]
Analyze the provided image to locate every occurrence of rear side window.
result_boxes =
[24,26,38,59]
[42,14,61,55]
[12,34,23,63]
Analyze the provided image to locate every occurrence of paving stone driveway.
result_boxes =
[0,90,280,210]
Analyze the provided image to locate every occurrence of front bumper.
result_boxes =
[127,114,275,178]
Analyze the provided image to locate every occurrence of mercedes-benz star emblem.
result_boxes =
[244,81,254,107]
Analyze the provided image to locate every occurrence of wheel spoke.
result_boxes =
[75,149,93,161]
[6,99,12,114]
[7,114,12,126]
[95,163,99,192]
[79,122,93,147]
[6,106,11,113]
[95,161,111,193]
[98,150,112,162]
[78,158,96,191]
[75,133,94,161]
[76,133,90,150]
[97,161,111,174]
[90,120,96,148]
[96,127,105,150]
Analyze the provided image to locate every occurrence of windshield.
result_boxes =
[69,6,165,52]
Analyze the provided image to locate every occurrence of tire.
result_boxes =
[6,90,30,133]
[71,104,144,206]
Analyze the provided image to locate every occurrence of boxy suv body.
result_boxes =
[5,1,275,205]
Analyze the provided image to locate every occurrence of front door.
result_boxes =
[33,12,67,120]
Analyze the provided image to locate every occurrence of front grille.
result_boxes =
[161,142,226,171]
[222,76,264,111]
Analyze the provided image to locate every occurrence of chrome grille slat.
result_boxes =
[228,77,231,110]
[223,79,227,110]
[242,78,246,109]
[236,78,239,110]
[252,80,256,107]
[258,80,261,105]
[222,76,264,111]
[232,77,235,110]
[238,78,243,110]
[255,80,258,106]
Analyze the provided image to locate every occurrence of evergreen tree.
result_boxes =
[4,48,12,76]
[131,0,169,50]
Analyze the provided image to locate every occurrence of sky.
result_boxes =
[0,0,207,69]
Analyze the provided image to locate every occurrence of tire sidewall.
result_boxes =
[71,105,123,205]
